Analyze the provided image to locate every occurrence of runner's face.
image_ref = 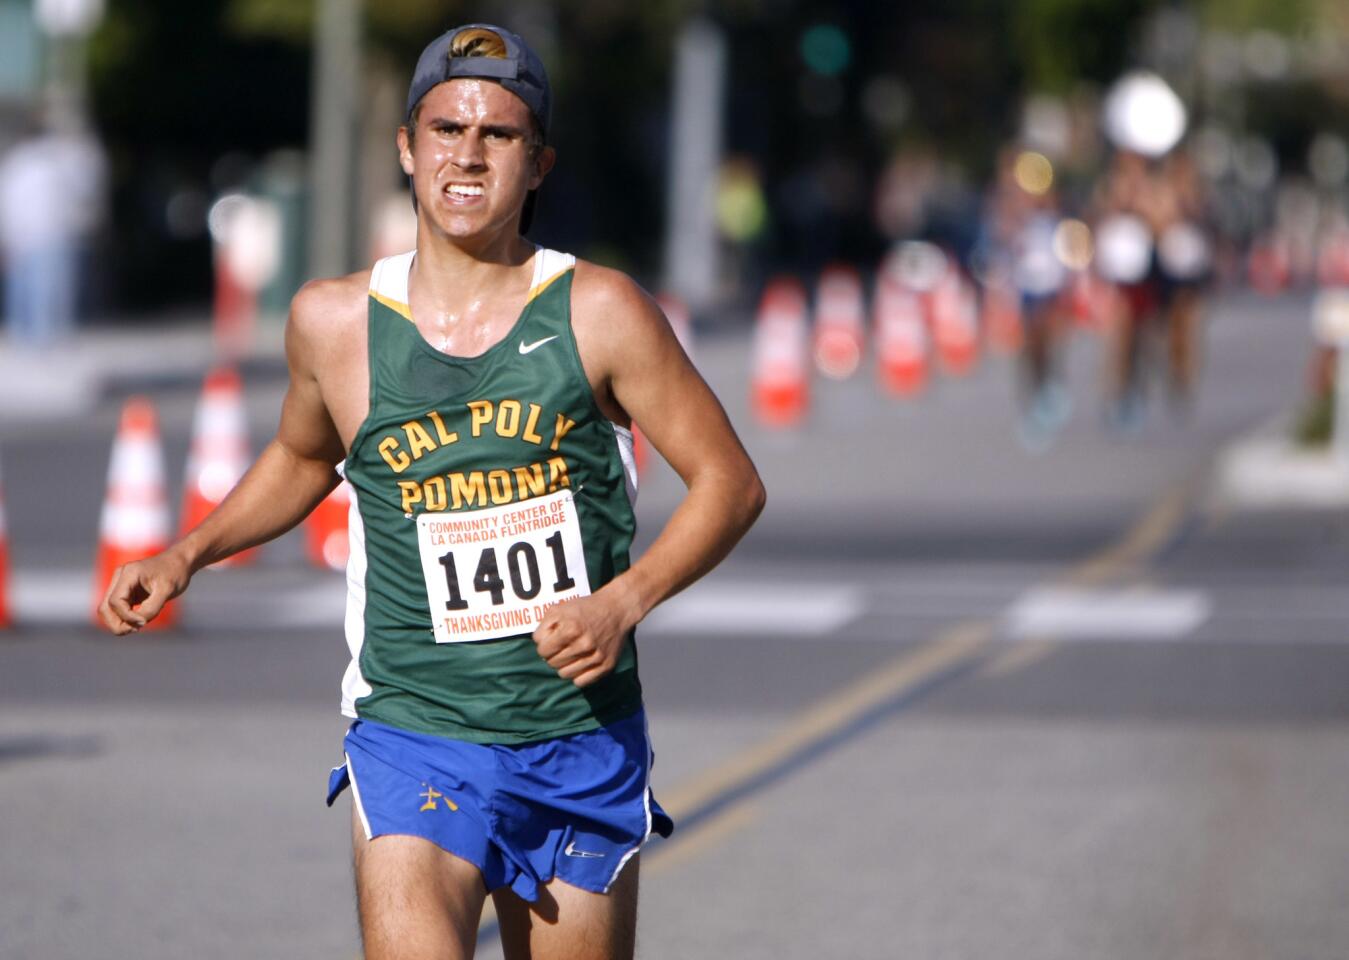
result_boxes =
[399,79,551,242]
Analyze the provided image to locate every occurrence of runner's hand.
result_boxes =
[98,552,191,635]
[533,593,631,688]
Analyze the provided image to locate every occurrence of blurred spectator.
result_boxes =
[715,155,769,297]
[0,114,107,348]
[1154,147,1213,409]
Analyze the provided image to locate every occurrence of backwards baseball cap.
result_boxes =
[405,23,552,138]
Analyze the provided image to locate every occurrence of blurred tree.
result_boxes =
[1009,0,1159,93]
[1195,0,1319,34]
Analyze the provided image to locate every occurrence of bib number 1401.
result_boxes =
[416,489,591,644]
[437,531,575,609]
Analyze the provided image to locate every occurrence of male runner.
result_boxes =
[99,23,764,960]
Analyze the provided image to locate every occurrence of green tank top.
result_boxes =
[338,247,644,744]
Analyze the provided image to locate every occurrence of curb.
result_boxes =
[1211,415,1349,511]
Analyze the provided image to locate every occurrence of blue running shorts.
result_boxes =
[326,709,674,902]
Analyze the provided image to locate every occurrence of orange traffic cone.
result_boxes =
[929,266,979,376]
[181,367,256,566]
[813,264,866,379]
[751,276,810,427]
[982,280,1023,355]
[305,480,352,571]
[94,397,176,629]
[874,275,928,396]
[0,452,11,629]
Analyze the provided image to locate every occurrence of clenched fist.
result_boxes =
[532,591,636,688]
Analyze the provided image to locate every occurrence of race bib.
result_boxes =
[416,489,591,644]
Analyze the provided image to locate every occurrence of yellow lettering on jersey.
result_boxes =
[522,403,544,444]
[450,471,488,509]
[496,399,522,438]
[550,414,577,452]
[402,420,437,461]
[513,463,546,499]
[488,469,513,504]
[399,480,423,513]
[427,410,459,446]
[547,456,571,491]
[424,475,448,512]
[379,437,411,473]
[468,400,494,437]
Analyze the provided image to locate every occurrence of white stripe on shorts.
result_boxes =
[345,751,373,841]
[605,713,656,891]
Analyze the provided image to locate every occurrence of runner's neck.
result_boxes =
[409,233,538,315]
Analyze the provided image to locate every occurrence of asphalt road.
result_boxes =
[3,290,1347,959]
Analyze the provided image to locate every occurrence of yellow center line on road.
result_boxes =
[1067,471,1201,588]
[980,635,1057,678]
[654,466,1210,868]
[657,619,993,822]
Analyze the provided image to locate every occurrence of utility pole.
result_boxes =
[663,17,726,316]
[308,0,361,280]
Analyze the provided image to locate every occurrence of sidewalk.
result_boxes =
[0,313,286,421]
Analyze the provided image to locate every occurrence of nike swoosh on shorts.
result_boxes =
[564,840,606,859]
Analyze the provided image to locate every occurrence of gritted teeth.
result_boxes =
[446,184,485,197]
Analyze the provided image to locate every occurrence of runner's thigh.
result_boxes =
[494,855,640,960]
[352,805,488,960]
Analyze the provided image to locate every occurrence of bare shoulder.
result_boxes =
[572,260,669,329]
[289,269,370,338]
[570,260,677,368]
[286,269,371,367]
[281,268,372,448]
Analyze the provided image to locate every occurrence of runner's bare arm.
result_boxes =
[533,264,765,686]
[98,279,356,635]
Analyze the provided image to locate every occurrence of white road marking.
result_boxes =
[11,571,92,624]
[30,568,1345,646]
[1004,586,1212,640]
[641,584,864,636]
[14,571,866,636]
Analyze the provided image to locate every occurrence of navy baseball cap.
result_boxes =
[405,23,552,138]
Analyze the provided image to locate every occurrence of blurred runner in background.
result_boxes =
[99,22,763,960]
[1154,146,1214,414]
[977,145,1070,450]
[1093,146,1212,429]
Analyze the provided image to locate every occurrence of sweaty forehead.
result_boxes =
[416,78,532,127]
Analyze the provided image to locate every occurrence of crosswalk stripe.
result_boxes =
[1005,586,1212,640]
[641,584,864,636]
